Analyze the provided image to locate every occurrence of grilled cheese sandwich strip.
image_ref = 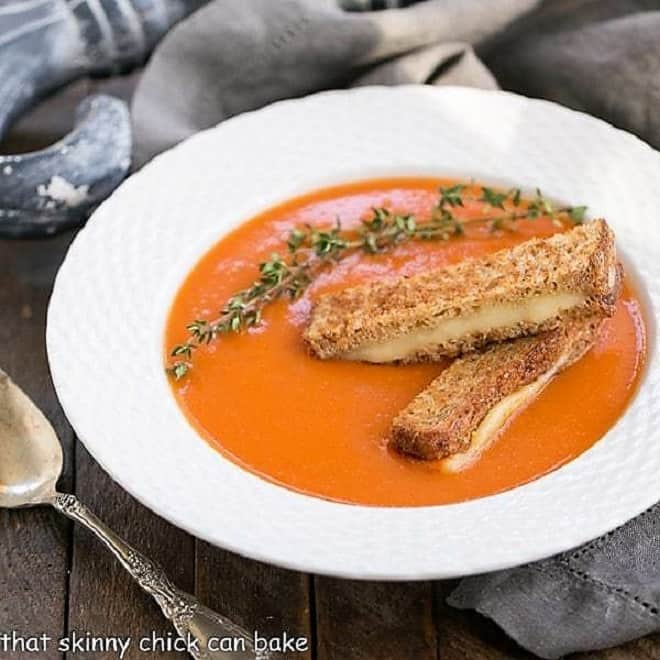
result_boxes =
[305,219,620,363]
[390,318,604,464]
[441,355,565,473]
[345,292,586,363]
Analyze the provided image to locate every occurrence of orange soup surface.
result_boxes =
[166,179,647,506]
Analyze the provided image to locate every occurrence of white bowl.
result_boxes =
[47,86,659,580]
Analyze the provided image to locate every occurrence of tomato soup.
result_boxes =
[166,179,647,506]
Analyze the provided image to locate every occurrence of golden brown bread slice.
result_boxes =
[389,317,604,464]
[304,220,621,363]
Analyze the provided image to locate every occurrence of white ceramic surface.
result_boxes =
[47,86,659,580]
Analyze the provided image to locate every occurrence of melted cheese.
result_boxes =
[344,292,585,363]
[441,364,562,474]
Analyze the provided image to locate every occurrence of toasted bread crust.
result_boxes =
[390,318,603,460]
[304,220,620,361]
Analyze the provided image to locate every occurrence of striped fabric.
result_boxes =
[340,0,420,10]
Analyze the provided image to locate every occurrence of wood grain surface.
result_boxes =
[196,544,313,660]
[0,74,657,660]
[315,579,436,660]
[0,231,76,660]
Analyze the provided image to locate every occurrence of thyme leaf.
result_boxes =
[480,187,507,209]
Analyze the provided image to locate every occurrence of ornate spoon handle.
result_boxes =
[51,493,264,659]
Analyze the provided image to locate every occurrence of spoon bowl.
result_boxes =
[0,368,260,659]
[0,369,61,508]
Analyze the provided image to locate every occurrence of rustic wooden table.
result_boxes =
[1,77,658,660]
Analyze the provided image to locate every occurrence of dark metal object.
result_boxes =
[0,94,130,238]
[0,0,208,237]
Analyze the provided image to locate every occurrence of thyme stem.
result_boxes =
[167,185,586,379]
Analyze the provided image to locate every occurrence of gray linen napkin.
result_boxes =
[132,0,536,164]
[450,503,660,658]
[131,1,660,657]
[479,0,660,152]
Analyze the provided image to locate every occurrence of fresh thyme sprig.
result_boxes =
[167,185,587,379]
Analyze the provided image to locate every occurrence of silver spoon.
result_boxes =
[0,368,265,660]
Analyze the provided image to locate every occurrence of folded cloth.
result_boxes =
[131,1,660,657]
[480,0,660,152]
[132,0,537,164]
[449,503,660,658]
